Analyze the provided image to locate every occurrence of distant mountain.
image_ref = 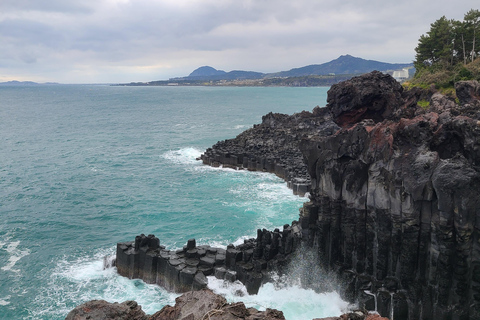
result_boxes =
[189,66,226,78]
[157,55,414,84]
[0,80,39,86]
[267,55,412,78]
[172,67,264,81]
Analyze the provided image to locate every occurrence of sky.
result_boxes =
[0,0,478,84]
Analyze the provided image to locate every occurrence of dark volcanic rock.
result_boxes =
[150,289,285,320]
[115,230,300,295]
[66,289,285,320]
[200,102,339,196]
[110,72,480,320]
[299,73,480,320]
[327,70,404,126]
[200,72,480,320]
[65,300,148,320]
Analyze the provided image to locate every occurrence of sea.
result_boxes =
[0,85,351,320]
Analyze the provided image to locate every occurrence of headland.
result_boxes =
[74,71,480,320]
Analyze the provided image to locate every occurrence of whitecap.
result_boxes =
[1,240,30,273]
[161,147,203,165]
[0,296,10,306]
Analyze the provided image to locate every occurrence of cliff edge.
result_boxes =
[200,71,480,320]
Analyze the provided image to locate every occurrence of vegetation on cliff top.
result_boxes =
[407,9,480,93]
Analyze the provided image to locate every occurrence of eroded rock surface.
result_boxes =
[199,72,480,320]
[66,289,285,320]
[65,300,148,320]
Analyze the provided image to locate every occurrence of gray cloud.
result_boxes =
[0,0,478,83]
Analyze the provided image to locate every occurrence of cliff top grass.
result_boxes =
[403,57,480,98]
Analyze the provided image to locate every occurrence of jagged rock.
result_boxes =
[65,300,148,320]
[199,72,480,320]
[455,80,480,105]
[109,72,480,320]
[149,289,285,320]
[66,290,285,320]
[326,70,404,126]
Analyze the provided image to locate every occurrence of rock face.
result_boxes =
[298,74,480,320]
[115,229,301,295]
[200,105,340,196]
[65,289,285,320]
[65,300,148,320]
[198,72,480,320]
[150,288,285,320]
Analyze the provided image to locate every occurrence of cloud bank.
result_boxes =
[0,0,477,83]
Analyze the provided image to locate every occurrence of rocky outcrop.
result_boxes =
[111,72,480,320]
[65,289,285,320]
[150,289,285,320]
[115,228,301,295]
[200,106,340,196]
[198,72,480,320]
[297,74,480,320]
[65,300,148,320]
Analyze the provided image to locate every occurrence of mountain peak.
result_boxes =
[188,66,226,77]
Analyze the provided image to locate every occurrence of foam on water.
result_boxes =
[0,239,30,273]
[31,250,178,319]
[207,276,352,320]
[0,296,11,306]
[162,147,203,165]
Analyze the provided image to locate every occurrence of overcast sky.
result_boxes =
[0,0,478,83]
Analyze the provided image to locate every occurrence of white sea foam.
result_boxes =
[162,147,203,165]
[44,249,178,318]
[207,276,352,320]
[0,296,10,306]
[1,240,30,273]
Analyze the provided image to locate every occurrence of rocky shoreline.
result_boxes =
[69,71,480,319]
[192,71,480,319]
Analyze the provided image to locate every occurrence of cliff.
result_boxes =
[200,71,480,319]
[110,71,480,320]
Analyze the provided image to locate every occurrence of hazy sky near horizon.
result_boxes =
[1,0,478,83]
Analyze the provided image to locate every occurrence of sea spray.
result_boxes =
[207,276,352,320]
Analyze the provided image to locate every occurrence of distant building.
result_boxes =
[393,68,410,82]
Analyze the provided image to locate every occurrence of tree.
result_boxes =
[464,9,480,62]
[415,16,456,70]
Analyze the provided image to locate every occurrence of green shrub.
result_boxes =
[417,100,430,110]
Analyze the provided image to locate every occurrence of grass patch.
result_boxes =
[417,100,430,110]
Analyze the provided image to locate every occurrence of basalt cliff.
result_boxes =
[111,71,480,320]
[200,71,480,320]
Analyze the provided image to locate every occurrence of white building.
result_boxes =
[392,68,410,82]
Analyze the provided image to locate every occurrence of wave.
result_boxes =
[207,276,352,320]
[30,249,178,319]
[161,147,203,165]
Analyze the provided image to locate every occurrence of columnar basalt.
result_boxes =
[200,106,340,196]
[114,72,480,320]
[298,73,480,320]
[199,71,480,320]
[115,225,301,295]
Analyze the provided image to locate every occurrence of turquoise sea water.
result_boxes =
[0,85,349,319]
